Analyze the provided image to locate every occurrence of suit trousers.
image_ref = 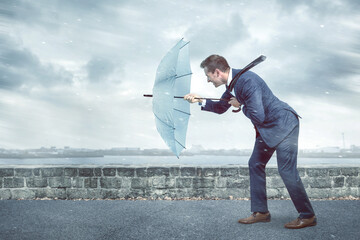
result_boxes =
[248,123,315,219]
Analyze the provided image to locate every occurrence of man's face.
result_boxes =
[204,67,223,88]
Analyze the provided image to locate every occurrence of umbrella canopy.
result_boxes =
[152,39,192,157]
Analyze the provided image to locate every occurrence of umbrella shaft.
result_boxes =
[143,94,225,101]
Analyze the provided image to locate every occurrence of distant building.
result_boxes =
[302,147,340,153]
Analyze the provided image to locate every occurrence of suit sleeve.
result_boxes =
[201,91,232,114]
[240,79,265,125]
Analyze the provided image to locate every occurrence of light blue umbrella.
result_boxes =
[145,39,192,157]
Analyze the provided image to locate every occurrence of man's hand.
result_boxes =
[228,97,241,108]
[184,93,203,103]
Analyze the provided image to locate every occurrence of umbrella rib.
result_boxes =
[154,113,175,130]
[179,41,190,49]
[158,74,177,81]
[173,108,190,115]
[175,139,186,149]
[175,73,192,79]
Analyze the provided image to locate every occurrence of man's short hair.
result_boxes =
[200,55,230,73]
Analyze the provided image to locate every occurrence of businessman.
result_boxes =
[184,55,316,229]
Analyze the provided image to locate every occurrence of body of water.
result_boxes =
[0,155,359,166]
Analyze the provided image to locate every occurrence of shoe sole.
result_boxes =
[284,222,317,229]
[238,219,271,224]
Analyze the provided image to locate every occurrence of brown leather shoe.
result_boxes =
[284,216,317,229]
[238,212,271,224]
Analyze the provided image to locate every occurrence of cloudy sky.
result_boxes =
[0,0,359,151]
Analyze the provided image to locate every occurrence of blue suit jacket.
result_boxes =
[202,69,300,148]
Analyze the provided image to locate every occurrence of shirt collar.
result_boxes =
[226,68,233,86]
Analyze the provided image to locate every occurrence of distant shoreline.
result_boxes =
[0,153,359,159]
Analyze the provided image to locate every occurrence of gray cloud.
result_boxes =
[86,57,116,83]
[186,13,249,58]
[0,35,73,90]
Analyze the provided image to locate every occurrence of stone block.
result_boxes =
[117,168,135,177]
[67,189,88,199]
[329,168,341,176]
[267,188,281,198]
[86,189,103,199]
[127,188,144,198]
[0,189,11,199]
[349,187,359,197]
[11,189,36,200]
[307,188,330,198]
[150,189,169,198]
[26,177,48,188]
[101,189,118,199]
[170,167,180,177]
[239,168,249,176]
[226,177,249,188]
[103,168,116,176]
[306,168,328,177]
[206,189,231,199]
[220,167,239,177]
[120,178,131,189]
[193,178,215,188]
[225,188,250,198]
[180,167,196,177]
[152,177,166,189]
[147,167,169,177]
[201,168,219,177]
[165,178,176,189]
[42,168,64,177]
[166,188,180,198]
[117,189,133,198]
[216,178,227,188]
[267,177,285,188]
[329,188,351,198]
[71,178,83,188]
[15,169,33,177]
[35,188,67,199]
[278,188,290,198]
[135,168,147,177]
[0,168,14,177]
[297,168,306,177]
[79,168,94,177]
[33,168,41,176]
[333,177,345,188]
[265,168,279,176]
[176,178,193,188]
[100,177,122,189]
[345,177,360,187]
[64,168,78,177]
[84,178,98,188]
[4,178,24,188]
[308,178,331,188]
[48,177,71,188]
[301,177,310,188]
[341,168,358,176]
[193,189,206,198]
[202,189,222,199]
[131,178,148,189]
[94,168,102,176]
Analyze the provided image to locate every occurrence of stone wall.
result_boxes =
[0,165,359,200]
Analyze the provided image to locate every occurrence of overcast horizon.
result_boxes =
[1,0,359,152]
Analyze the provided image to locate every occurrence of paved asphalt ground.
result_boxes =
[0,200,359,240]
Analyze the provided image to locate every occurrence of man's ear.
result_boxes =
[214,68,221,77]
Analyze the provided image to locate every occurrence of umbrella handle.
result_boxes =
[232,106,241,113]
